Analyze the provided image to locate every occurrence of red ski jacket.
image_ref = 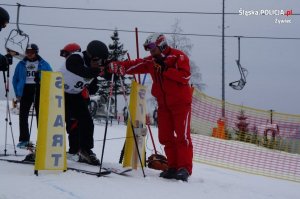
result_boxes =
[119,47,193,107]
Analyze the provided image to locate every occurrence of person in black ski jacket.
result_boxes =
[59,40,110,165]
[0,7,11,72]
[0,7,9,32]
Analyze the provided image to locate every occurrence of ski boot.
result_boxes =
[78,149,100,166]
[159,168,177,179]
[175,168,190,182]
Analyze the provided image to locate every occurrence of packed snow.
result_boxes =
[0,101,299,199]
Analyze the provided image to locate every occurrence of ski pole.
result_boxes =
[147,123,157,155]
[3,68,17,156]
[119,76,146,177]
[142,74,147,86]
[29,100,35,140]
[3,70,8,156]
[126,53,137,83]
[118,141,125,164]
[29,72,39,141]
[135,27,141,84]
[98,74,115,176]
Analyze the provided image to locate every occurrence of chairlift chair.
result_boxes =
[229,37,248,90]
[5,3,29,60]
[229,60,248,90]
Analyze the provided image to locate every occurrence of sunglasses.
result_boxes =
[60,50,70,58]
[25,49,36,55]
[144,43,157,51]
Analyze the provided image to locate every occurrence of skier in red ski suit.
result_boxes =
[109,33,193,181]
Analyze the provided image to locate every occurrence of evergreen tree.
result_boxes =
[97,29,131,118]
[108,29,127,61]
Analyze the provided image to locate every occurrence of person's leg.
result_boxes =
[18,86,34,142]
[76,97,94,151]
[74,96,99,165]
[66,118,80,154]
[65,93,80,154]
[171,104,193,175]
[157,106,177,169]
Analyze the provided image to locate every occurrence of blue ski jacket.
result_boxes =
[13,55,52,97]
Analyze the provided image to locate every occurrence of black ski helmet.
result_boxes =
[0,7,10,29]
[26,43,39,54]
[86,40,108,59]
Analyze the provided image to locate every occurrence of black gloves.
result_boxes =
[87,78,99,95]
[5,54,12,65]
[0,54,12,71]
[34,71,40,83]
[154,57,167,72]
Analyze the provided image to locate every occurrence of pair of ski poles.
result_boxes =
[98,73,146,177]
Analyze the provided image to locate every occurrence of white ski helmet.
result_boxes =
[26,43,39,54]
[143,33,168,52]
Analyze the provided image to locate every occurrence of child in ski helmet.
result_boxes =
[59,40,109,165]
[13,43,52,149]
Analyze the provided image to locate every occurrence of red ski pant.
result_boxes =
[158,104,193,175]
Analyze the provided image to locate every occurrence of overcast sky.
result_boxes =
[0,0,299,114]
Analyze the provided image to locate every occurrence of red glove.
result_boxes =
[108,62,118,73]
[108,62,125,76]
[118,64,125,76]
[81,87,89,99]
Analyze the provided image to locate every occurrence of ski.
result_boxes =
[106,167,132,175]
[0,158,33,165]
[0,158,111,176]
[75,162,132,176]
[67,167,111,176]
[0,156,132,176]
[77,162,132,176]
[0,157,132,176]
[0,154,27,157]
[67,156,132,176]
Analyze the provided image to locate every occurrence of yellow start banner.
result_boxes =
[34,71,67,172]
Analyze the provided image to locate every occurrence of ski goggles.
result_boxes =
[86,51,106,65]
[91,57,106,65]
[143,42,157,51]
[25,49,37,55]
[60,50,70,58]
